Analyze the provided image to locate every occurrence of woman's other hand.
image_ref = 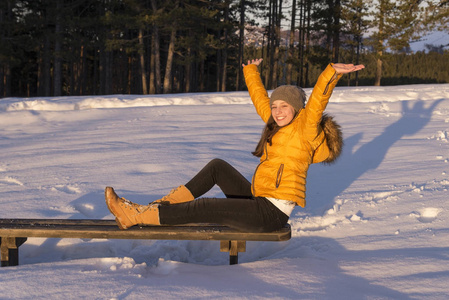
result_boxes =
[332,63,365,74]
[242,58,263,68]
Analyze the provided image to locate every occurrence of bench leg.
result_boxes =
[220,240,246,265]
[1,237,27,267]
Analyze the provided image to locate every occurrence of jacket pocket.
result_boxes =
[275,164,284,188]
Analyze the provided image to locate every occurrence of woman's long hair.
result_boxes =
[252,116,280,157]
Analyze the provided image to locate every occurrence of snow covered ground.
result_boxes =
[1,83,449,299]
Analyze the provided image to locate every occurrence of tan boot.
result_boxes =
[105,187,160,230]
[152,185,194,205]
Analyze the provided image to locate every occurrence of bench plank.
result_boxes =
[0,219,291,241]
[0,219,291,266]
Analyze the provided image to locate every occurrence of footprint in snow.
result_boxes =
[0,176,24,186]
[51,184,81,194]
[411,207,442,223]
[428,130,448,142]
[82,257,147,276]
[74,202,97,218]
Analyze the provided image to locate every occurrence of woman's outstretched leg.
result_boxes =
[105,159,257,230]
[159,196,288,233]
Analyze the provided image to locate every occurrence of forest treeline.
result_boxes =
[0,0,448,98]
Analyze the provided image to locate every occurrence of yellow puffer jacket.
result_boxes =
[243,63,342,207]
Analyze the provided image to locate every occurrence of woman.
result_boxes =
[105,59,364,232]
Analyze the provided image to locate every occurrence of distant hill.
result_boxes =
[244,25,449,53]
[409,30,449,53]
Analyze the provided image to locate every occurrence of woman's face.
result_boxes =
[271,100,296,127]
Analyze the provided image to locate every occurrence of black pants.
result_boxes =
[159,158,289,232]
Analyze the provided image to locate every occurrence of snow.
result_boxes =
[1,83,449,299]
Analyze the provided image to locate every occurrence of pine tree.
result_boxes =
[235,0,266,90]
[370,0,424,86]
[297,0,312,87]
[340,0,369,85]
[0,0,15,97]
[424,0,449,31]
[308,0,341,68]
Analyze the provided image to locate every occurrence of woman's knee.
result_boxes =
[206,158,232,171]
[208,158,228,166]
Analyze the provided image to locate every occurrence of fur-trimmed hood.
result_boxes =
[320,113,343,164]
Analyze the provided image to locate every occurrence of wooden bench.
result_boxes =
[0,219,291,267]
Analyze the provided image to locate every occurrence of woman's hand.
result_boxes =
[332,63,365,74]
[242,58,263,67]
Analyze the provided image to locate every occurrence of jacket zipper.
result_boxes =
[323,71,339,95]
[276,164,284,188]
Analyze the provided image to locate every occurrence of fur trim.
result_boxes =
[320,113,343,164]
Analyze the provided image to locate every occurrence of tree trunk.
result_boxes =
[99,48,105,94]
[80,45,87,94]
[325,0,333,60]
[105,50,113,94]
[287,0,296,85]
[53,0,63,96]
[355,5,362,87]
[264,0,273,88]
[150,0,162,94]
[216,50,221,92]
[154,29,162,94]
[199,60,205,91]
[93,46,98,95]
[0,0,13,97]
[149,34,156,94]
[69,46,75,95]
[270,0,282,89]
[99,47,113,95]
[297,0,304,86]
[2,64,11,97]
[236,0,245,91]
[138,28,148,94]
[304,0,311,87]
[375,50,383,86]
[332,0,341,62]
[163,26,176,94]
[375,0,386,86]
[42,33,52,96]
[221,0,230,92]
[185,47,192,93]
[128,56,132,94]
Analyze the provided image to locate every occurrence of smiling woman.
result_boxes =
[105,58,364,233]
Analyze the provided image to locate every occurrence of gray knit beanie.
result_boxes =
[270,85,306,112]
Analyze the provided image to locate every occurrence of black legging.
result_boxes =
[158,158,289,232]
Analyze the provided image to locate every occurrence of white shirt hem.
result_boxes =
[265,197,296,217]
